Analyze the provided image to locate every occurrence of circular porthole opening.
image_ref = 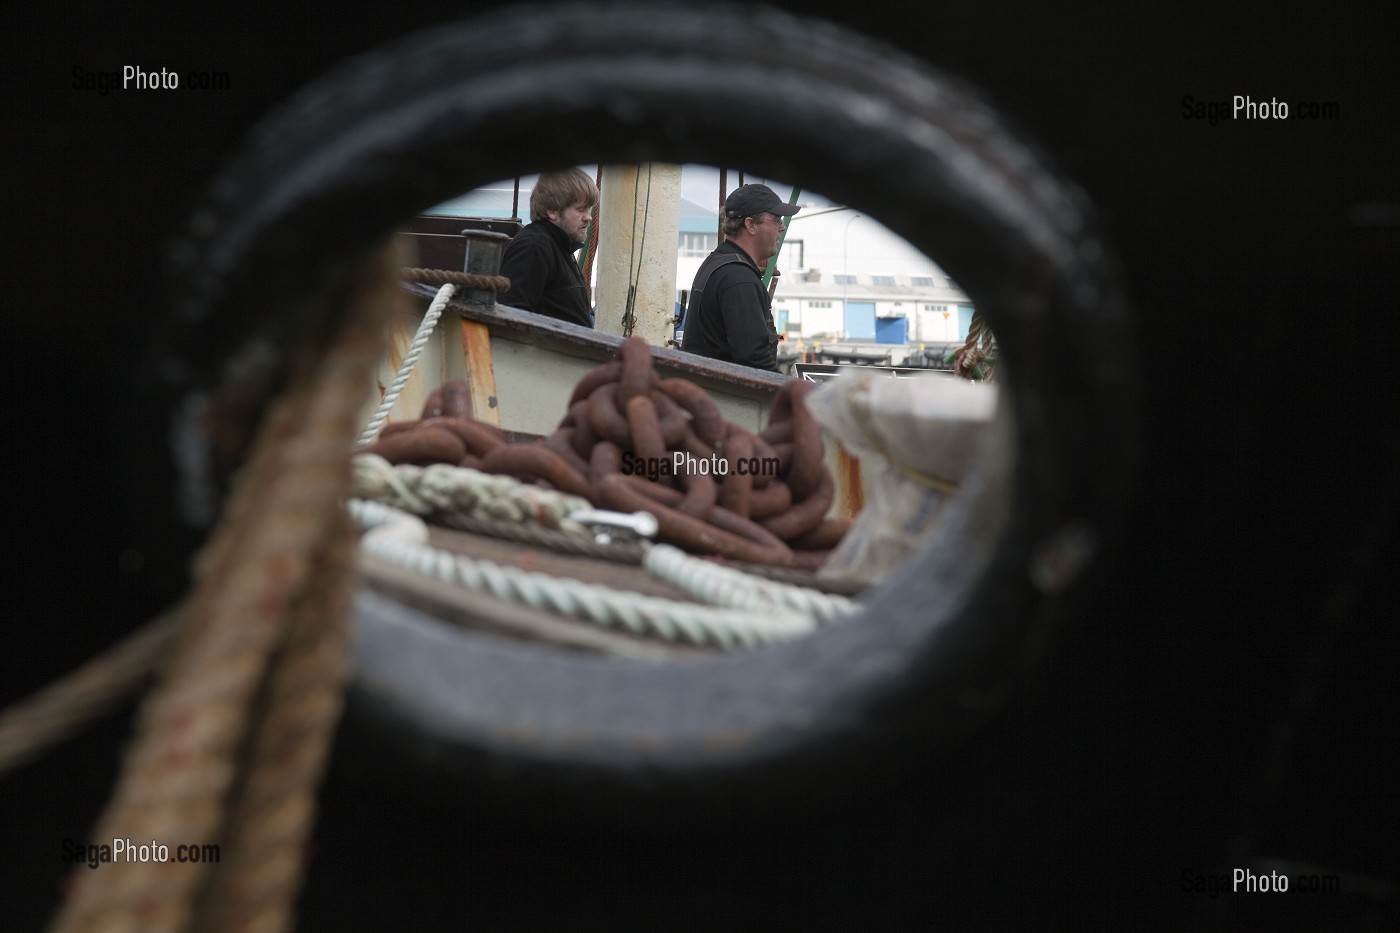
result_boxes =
[162,2,1136,820]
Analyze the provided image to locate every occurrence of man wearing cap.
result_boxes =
[681,183,799,373]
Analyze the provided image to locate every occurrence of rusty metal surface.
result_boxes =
[366,345,843,566]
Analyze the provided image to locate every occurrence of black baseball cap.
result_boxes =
[724,183,801,219]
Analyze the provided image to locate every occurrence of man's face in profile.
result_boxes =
[550,201,593,243]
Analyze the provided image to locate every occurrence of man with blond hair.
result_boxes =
[499,168,598,328]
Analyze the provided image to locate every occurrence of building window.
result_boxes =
[833,274,857,285]
[909,275,935,286]
[678,232,717,257]
[808,301,832,309]
[922,303,947,312]
[872,275,896,286]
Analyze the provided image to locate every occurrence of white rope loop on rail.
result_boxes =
[641,544,858,624]
[355,282,455,447]
[351,458,857,627]
[351,453,591,532]
[350,499,816,650]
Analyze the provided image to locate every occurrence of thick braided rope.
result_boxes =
[195,507,357,933]
[351,454,590,531]
[401,267,511,291]
[725,561,868,597]
[355,283,454,447]
[435,512,646,564]
[50,256,390,933]
[0,610,180,780]
[954,309,997,382]
[642,544,857,625]
[351,499,816,650]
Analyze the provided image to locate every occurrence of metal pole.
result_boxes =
[842,213,859,337]
[460,229,511,313]
[596,163,679,344]
[762,186,802,289]
[718,168,727,244]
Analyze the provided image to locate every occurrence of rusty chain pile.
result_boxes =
[361,337,851,569]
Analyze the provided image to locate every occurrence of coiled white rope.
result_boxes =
[350,499,817,650]
[355,283,455,447]
[642,544,857,624]
[351,453,590,532]
[352,456,858,626]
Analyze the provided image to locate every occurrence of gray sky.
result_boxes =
[443,165,836,214]
[673,165,835,211]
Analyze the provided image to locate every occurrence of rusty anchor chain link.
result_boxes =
[359,337,851,568]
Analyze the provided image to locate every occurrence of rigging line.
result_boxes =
[626,166,641,288]
[622,164,654,336]
[622,165,641,334]
[632,163,654,292]
[786,204,852,220]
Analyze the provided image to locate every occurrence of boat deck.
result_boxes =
[357,519,865,663]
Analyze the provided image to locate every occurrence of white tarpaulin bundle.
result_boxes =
[807,372,1001,585]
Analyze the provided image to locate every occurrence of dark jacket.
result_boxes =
[680,240,780,372]
[498,220,593,328]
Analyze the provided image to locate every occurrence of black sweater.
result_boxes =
[680,240,780,372]
[498,220,593,328]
